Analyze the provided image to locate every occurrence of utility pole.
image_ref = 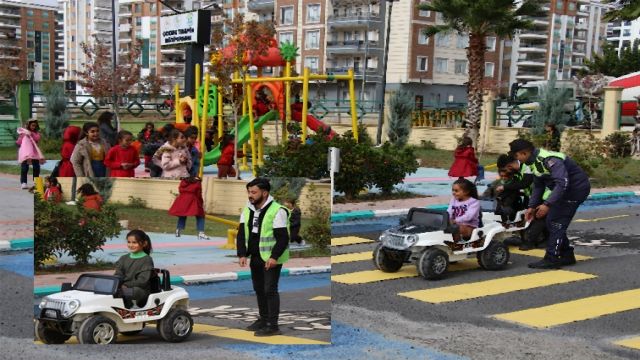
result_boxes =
[376,0,397,145]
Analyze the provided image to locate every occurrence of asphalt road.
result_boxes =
[331,200,640,359]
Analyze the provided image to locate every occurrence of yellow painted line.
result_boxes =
[310,296,331,301]
[332,251,371,264]
[331,236,373,247]
[192,323,329,345]
[332,260,479,284]
[34,334,147,344]
[493,288,640,329]
[574,214,629,223]
[614,336,640,350]
[509,247,592,261]
[399,270,596,304]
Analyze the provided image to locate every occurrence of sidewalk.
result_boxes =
[0,173,34,250]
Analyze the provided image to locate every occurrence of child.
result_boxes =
[284,198,304,246]
[114,229,155,308]
[77,183,103,211]
[447,178,480,242]
[448,136,478,179]
[71,122,111,177]
[153,129,192,178]
[138,122,158,171]
[16,120,45,189]
[204,129,215,153]
[104,130,140,177]
[43,176,63,203]
[97,111,117,147]
[168,177,209,240]
[217,133,239,179]
[493,168,524,223]
[183,126,201,177]
[59,126,81,177]
[253,90,272,117]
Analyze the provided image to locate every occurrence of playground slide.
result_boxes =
[291,111,337,138]
[203,109,279,166]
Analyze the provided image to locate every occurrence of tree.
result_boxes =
[76,38,141,130]
[585,39,640,77]
[386,89,414,147]
[43,82,69,138]
[419,0,543,146]
[603,0,640,21]
[530,73,571,135]
[138,73,165,101]
[0,47,25,98]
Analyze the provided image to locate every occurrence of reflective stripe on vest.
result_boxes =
[243,201,290,264]
[516,163,532,197]
[531,148,566,177]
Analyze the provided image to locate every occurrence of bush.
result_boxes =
[43,81,69,138]
[420,140,436,150]
[35,195,121,267]
[563,129,607,175]
[128,196,148,208]
[300,184,330,250]
[387,90,414,147]
[370,143,418,194]
[38,137,62,155]
[604,132,632,158]
[270,178,307,203]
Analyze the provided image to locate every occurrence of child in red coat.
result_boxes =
[448,136,479,178]
[104,130,140,177]
[168,177,210,240]
[43,176,63,203]
[217,133,242,179]
[59,126,81,177]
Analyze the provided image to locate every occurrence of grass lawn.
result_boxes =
[0,146,60,161]
[590,158,640,188]
[413,147,500,170]
[0,163,51,176]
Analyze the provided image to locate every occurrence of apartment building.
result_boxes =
[0,0,60,82]
[607,18,640,54]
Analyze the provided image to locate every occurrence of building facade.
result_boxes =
[607,18,640,55]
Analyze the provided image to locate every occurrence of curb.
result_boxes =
[34,265,331,297]
[331,191,640,223]
[0,238,34,251]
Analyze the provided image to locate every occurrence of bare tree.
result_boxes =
[0,47,25,98]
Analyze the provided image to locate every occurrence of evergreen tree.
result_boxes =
[386,90,415,147]
[586,39,640,77]
[43,82,69,138]
[530,73,570,135]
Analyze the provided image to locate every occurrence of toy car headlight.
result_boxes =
[406,234,418,245]
[62,300,80,318]
[38,299,47,309]
[379,233,388,242]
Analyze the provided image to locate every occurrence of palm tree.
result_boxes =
[604,0,640,21]
[419,0,543,145]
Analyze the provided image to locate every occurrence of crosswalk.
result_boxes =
[331,236,640,351]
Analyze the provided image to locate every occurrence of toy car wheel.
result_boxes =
[35,319,71,344]
[78,315,118,344]
[372,243,403,273]
[417,248,449,280]
[158,309,193,342]
[477,241,510,270]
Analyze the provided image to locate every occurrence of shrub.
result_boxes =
[43,82,69,138]
[270,178,307,203]
[604,132,632,158]
[88,177,114,202]
[38,137,62,155]
[128,196,148,208]
[387,90,415,147]
[420,140,436,150]
[563,129,607,175]
[300,184,330,250]
[370,143,418,194]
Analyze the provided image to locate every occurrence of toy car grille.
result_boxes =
[43,300,66,312]
[385,234,406,248]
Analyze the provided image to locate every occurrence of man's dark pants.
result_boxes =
[545,189,589,258]
[250,255,283,327]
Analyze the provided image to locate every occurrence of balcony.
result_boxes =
[327,13,382,29]
[161,47,184,54]
[120,23,131,32]
[119,37,132,43]
[326,40,382,54]
[161,60,185,67]
[247,0,274,12]
[519,30,548,39]
[0,21,20,29]
[96,0,111,9]
[517,59,546,67]
[516,73,545,81]
[0,9,20,18]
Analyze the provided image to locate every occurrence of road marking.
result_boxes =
[331,237,374,247]
[398,270,596,304]
[614,336,640,350]
[574,239,628,247]
[493,289,640,329]
[574,214,629,223]
[332,251,371,264]
[34,334,147,344]
[332,260,479,284]
[310,296,331,301]
[192,324,329,344]
[509,247,592,261]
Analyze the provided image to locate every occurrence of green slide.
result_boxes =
[203,109,279,166]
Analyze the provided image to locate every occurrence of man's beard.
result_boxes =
[249,193,264,206]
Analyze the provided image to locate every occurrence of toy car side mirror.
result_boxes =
[61,282,73,292]
[399,218,407,225]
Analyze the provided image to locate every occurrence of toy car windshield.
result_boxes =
[74,274,120,295]
[408,209,447,231]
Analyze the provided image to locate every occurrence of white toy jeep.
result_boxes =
[373,200,529,280]
[35,269,193,344]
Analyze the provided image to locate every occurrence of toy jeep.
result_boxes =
[373,201,528,280]
[35,269,193,344]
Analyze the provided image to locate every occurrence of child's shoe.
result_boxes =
[198,232,210,240]
[175,228,181,238]
[20,183,28,189]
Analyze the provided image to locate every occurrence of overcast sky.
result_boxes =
[17,0,60,8]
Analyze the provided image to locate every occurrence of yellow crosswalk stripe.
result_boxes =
[310,296,331,301]
[614,336,640,350]
[493,288,640,329]
[332,251,371,264]
[398,270,596,304]
[509,247,592,261]
[331,236,374,247]
[574,214,629,223]
[332,260,479,284]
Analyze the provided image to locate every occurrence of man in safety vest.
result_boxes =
[509,139,590,269]
[237,177,290,336]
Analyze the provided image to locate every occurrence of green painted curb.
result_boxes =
[34,285,62,297]
[10,238,33,250]
[331,210,375,223]
[237,271,252,280]
[170,276,183,285]
[588,191,636,200]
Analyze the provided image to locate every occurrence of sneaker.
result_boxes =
[20,183,28,189]
[254,326,282,337]
[518,242,536,251]
[246,319,266,331]
[560,252,577,266]
[198,232,210,240]
[299,240,306,246]
[175,228,181,238]
[504,236,522,246]
[528,256,563,269]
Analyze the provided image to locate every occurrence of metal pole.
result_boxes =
[376,0,395,145]
[360,0,370,104]
[111,0,118,128]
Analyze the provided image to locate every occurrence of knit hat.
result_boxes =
[508,139,534,155]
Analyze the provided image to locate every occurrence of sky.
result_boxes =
[16,0,60,8]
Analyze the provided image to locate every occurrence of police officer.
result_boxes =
[237,178,290,336]
[508,139,590,268]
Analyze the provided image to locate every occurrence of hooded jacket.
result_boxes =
[59,126,81,177]
[448,146,478,178]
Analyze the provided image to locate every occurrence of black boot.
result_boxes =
[518,241,535,251]
[528,255,563,269]
[254,323,282,337]
[560,251,577,266]
[246,319,267,331]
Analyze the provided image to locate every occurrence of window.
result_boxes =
[43,11,49,18]
[454,60,467,74]
[418,30,429,45]
[456,34,468,49]
[307,4,320,23]
[486,36,496,51]
[279,31,294,44]
[280,6,294,25]
[418,1,430,17]
[556,0,563,10]
[435,58,448,73]
[27,21,34,30]
[27,9,34,16]
[416,56,428,72]
[435,33,449,47]
[304,56,319,72]
[136,18,142,26]
[484,62,494,77]
[436,12,444,22]
[134,4,141,12]
[43,22,49,30]
[305,30,320,49]
[568,2,576,11]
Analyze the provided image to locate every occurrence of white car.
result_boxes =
[35,269,193,344]
[373,201,529,280]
